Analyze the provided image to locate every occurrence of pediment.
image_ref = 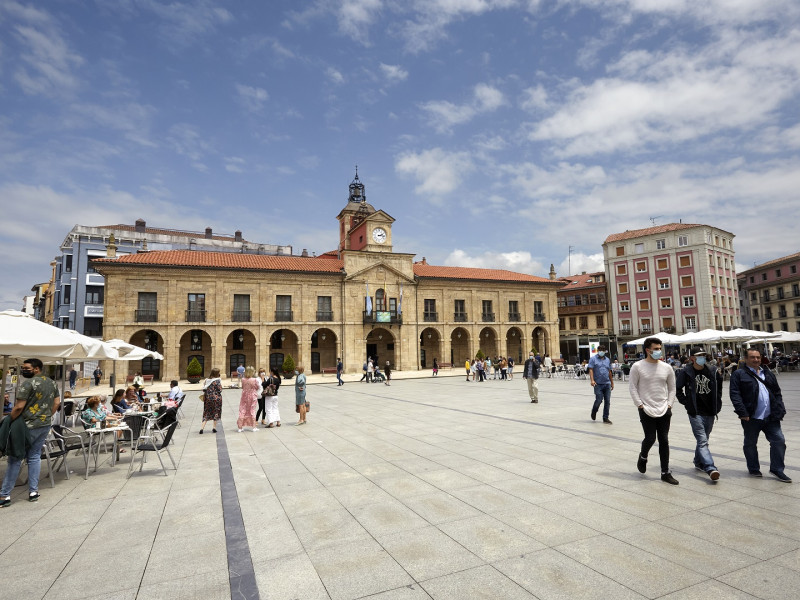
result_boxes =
[344,255,416,283]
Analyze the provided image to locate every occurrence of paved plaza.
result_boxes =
[1,371,799,600]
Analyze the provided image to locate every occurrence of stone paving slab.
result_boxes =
[0,372,798,599]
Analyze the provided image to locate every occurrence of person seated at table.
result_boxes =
[125,385,143,404]
[166,379,182,407]
[81,396,108,427]
[98,395,123,423]
[111,388,139,412]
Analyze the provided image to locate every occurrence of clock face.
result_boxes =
[372,227,387,244]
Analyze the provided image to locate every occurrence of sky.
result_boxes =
[1,0,800,310]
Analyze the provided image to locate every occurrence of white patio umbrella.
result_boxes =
[745,331,800,344]
[625,331,687,346]
[0,310,83,359]
[679,328,780,345]
[104,339,164,394]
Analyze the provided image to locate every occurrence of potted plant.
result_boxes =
[187,357,202,384]
[475,349,485,360]
[282,354,296,379]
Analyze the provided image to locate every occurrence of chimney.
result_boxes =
[205,227,213,239]
[581,271,587,275]
[549,263,556,280]
[421,257,427,265]
[301,249,309,257]
[106,233,117,258]
[235,230,242,242]
[135,218,146,233]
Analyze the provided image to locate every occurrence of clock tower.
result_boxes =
[336,169,394,253]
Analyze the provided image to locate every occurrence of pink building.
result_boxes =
[737,251,800,333]
[602,223,740,343]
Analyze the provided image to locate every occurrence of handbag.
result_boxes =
[264,383,277,397]
[199,394,205,402]
[305,401,310,412]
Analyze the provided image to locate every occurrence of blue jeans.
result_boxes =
[741,419,786,473]
[687,414,717,472]
[1,425,51,496]
[336,371,343,385]
[592,383,611,420]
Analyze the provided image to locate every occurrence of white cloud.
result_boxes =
[131,0,233,48]
[395,147,473,197]
[338,0,382,39]
[167,123,212,163]
[224,156,245,173]
[556,253,604,277]
[235,83,269,112]
[444,249,545,276]
[380,63,409,82]
[520,84,549,112]
[326,67,345,84]
[421,83,506,132]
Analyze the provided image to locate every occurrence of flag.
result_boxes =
[398,284,403,315]
[365,283,372,316]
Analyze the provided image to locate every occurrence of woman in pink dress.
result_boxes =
[237,366,260,432]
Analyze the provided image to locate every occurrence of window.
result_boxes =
[569,317,577,329]
[717,257,722,267]
[750,276,755,283]
[751,291,757,301]
[635,261,647,272]
[616,264,627,275]
[778,287,785,300]
[639,299,650,311]
[754,324,761,331]
[637,280,648,292]
[762,273,768,281]
[233,294,251,321]
[559,318,565,330]
[579,316,588,329]
[792,265,797,274]
[767,323,774,333]
[640,319,652,332]
[508,300,520,320]
[683,296,695,308]
[764,290,771,301]
[678,255,692,268]
[534,300,543,317]
[776,269,782,278]
[375,288,386,311]
[424,299,437,321]
[620,301,630,312]
[680,275,693,288]
[616,246,624,256]
[765,308,773,319]
[793,283,800,297]
[454,299,466,320]
[752,308,759,318]
[595,315,604,327]
[656,239,666,250]
[317,296,333,321]
[656,258,668,270]
[137,292,157,321]
[276,295,292,320]
[658,278,670,289]
[63,284,71,304]
[65,254,73,273]
[83,317,102,337]
[85,286,103,305]
[662,317,674,329]
[678,235,689,247]
[187,293,206,321]
[618,282,629,294]
[660,297,672,309]
[685,315,697,330]
[481,300,494,321]
[634,243,644,254]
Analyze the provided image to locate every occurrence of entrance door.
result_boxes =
[141,358,161,379]
[311,352,320,374]
[420,349,426,369]
[366,344,377,363]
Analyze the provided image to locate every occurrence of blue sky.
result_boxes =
[2,0,800,310]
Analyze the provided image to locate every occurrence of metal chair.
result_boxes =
[50,424,89,479]
[128,419,178,478]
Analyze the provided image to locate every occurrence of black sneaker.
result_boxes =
[749,470,763,477]
[661,473,679,485]
[769,470,792,483]
[0,497,10,508]
[591,408,597,421]
[637,455,647,473]
[709,470,720,481]
[28,492,39,502]
[603,419,612,424]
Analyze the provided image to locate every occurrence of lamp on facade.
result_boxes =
[280,333,286,342]
[378,334,383,340]
[238,331,244,343]
[427,332,431,339]
[511,331,516,337]
[322,333,326,341]
[485,332,490,338]
[144,333,150,344]
[457,332,461,339]
[192,333,199,344]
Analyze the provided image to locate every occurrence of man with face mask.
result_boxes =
[523,352,540,403]
[676,347,723,481]
[0,358,60,508]
[588,345,614,424]
[629,338,678,485]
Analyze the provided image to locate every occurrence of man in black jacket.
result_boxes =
[676,347,723,481]
[523,353,540,403]
[730,348,790,482]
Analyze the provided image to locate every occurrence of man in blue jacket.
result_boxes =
[676,347,723,481]
[729,348,790,482]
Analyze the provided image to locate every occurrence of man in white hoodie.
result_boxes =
[629,337,679,485]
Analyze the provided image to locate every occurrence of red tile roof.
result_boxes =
[93,250,344,273]
[604,223,702,244]
[98,224,252,243]
[414,263,562,284]
[738,251,800,277]
[558,272,607,292]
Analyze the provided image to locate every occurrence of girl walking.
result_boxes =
[295,366,307,425]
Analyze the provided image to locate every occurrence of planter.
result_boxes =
[188,377,201,384]
[282,372,294,380]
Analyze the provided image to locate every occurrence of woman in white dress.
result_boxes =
[265,366,282,428]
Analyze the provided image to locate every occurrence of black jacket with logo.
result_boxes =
[676,363,722,417]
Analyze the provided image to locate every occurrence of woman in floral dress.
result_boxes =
[237,366,260,432]
[200,368,222,434]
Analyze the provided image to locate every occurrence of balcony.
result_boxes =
[423,312,438,322]
[639,327,653,335]
[795,308,800,317]
[508,312,521,322]
[275,310,294,321]
[363,310,402,325]
[662,326,676,334]
[619,327,633,336]
[185,309,206,322]
[481,312,495,322]
[779,311,788,318]
[534,313,546,322]
[135,309,158,323]
[453,313,468,322]
[232,310,252,322]
[557,303,607,315]
[316,311,334,321]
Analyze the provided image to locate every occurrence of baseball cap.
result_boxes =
[689,347,706,357]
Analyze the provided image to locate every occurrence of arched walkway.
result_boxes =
[270,328,299,373]
[129,329,164,380]
[366,327,395,368]
[479,327,498,359]
[311,328,337,374]
[532,327,549,357]
[420,327,441,369]
[179,328,212,378]
[450,327,470,365]
[226,328,257,376]
[506,327,523,364]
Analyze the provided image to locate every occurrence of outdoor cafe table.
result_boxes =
[85,423,129,478]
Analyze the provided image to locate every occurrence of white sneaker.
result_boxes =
[252,427,259,432]
[238,428,243,433]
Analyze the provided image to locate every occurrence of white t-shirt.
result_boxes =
[629,360,676,417]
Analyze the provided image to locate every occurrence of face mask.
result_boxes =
[21,369,34,378]
[695,356,706,366]
[651,350,663,360]
[294,370,299,375]
[598,351,605,357]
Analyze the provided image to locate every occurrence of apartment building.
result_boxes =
[557,271,615,362]
[738,251,800,333]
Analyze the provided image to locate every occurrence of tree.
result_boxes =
[530,345,538,355]
[475,349,486,360]
[186,357,202,381]
[282,354,296,374]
